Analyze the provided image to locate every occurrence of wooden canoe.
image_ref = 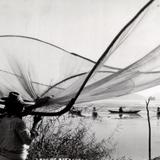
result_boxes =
[108,110,141,114]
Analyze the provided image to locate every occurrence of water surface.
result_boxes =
[81,108,160,160]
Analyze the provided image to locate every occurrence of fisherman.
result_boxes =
[119,107,123,113]
[92,107,98,119]
[157,107,160,114]
[0,92,42,160]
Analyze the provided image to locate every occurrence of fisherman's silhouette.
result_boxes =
[92,107,98,119]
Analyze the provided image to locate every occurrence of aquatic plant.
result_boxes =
[27,117,114,160]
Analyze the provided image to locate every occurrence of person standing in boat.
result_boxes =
[92,107,98,119]
[0,92,42,160]
[157,107,160,114]
[119,107,123,113]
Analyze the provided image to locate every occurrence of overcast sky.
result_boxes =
[0,0,160,98]
[0,0,151,60]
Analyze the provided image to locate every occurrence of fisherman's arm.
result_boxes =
[15,120,39,145]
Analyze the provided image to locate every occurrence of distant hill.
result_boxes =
[112,94,145,101]
[94,93,145,103]
[81,92,160,110]
[85,94,146,109]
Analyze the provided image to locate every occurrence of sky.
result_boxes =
[0,0,151,60]
[0,0,160,100]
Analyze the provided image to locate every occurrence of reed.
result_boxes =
[27,117,113,160]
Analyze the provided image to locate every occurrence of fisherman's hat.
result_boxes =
[1,92,30,106]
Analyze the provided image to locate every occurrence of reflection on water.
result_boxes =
[111,113,142,119]
[80,108,160,160]
[156,113,160,120]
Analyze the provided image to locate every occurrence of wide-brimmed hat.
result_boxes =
[1,92,31,106]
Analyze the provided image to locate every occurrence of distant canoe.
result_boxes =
[69,109,82,116]
[108,110,141,114]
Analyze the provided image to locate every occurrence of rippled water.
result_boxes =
[81,108,160,160]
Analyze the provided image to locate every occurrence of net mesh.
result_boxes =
[0,0,159,113]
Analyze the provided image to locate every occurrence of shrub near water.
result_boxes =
[27,117,113,160]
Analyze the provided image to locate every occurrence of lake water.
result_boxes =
[77,107,160,160]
